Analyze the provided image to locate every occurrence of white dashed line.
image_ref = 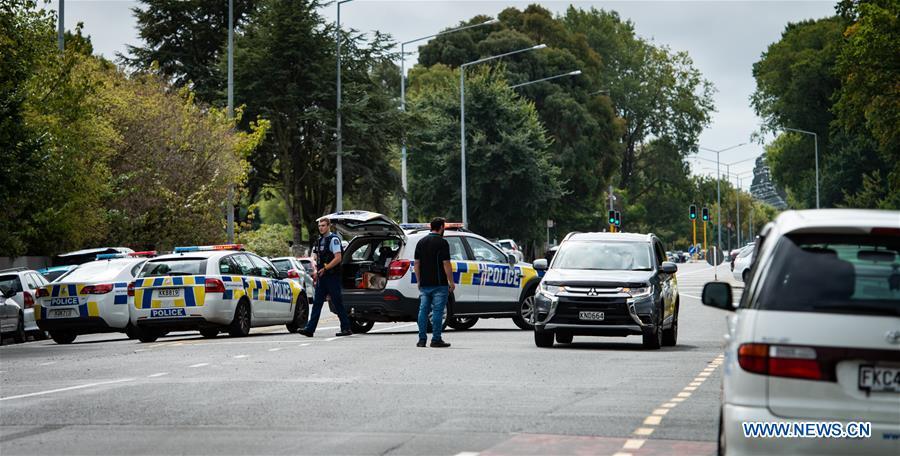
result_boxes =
[633,427,654,436]
[623,439,645,450]
[188,363,209,368]
[643,415,662,425]
[38,361,56,366]
[268,348,282,352]
[148,372,168,378]
[454,452,481,456]
[299,343,310,347]
[233,355,248,359]
[0,378,134,401]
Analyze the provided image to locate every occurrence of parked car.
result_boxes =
[0,286,26,343]
[702,209,900,455]
[269,257,314,299]
[497,239,525,263]
[0,267,50,340]
[731,244,755,282]
[52,247,135,267]
[335,212,541,333]
[532,232,679,349]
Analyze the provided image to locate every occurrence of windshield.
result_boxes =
[552,241,654,271]
[752,233,899,316]
[0,275,23,293]
[139,258,207,277]
[60,261,134,283]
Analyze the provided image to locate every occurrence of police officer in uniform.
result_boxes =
[298,217,352,337]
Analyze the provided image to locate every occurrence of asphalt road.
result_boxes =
[1,262,740,456]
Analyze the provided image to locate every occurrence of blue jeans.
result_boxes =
[305,273,350,333]
[417,286,448,342]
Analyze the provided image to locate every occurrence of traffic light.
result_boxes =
[689,204,697,220]
[608,210,616,224]
[702,207,709,222]
[614,211,621,227]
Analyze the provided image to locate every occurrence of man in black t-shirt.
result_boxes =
[413,217,456,348]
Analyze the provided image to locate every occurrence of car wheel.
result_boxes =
[662,303,679,347]
[199,328,219,338]
[228,300,251,337]
[136,328,160,343]
[642,307,663,350]
[513,292,535,330]
[534,330,554,348]
[742,269,749,283]
[125,324,139,340]
[447,316,478,331]
[50,331,77,344]
[13,313,26,343]
[717,407,726,456]
[555,332,573,344]
[350,319,375,334]
[286,295,310,333]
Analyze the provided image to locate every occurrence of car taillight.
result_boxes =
[23,291,34,308]
[287,269,300,279]
[205,278,226,293]
[738,343,823,381]
[127,282,135,297]
[387,260,410,280]
[36,288,49,298]
[81,283,114,294]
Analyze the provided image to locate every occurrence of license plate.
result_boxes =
[49,297,80,306]
[859,365,900,393]
[150,308,186,318]
[48,308,78,319]
[578,311,605,321]
[157,288,181,298]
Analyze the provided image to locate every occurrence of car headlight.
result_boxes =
[539,282,566,296]
[623,285,652,298]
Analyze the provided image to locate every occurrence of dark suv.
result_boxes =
[532,232,680,349]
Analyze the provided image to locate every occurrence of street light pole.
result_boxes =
[782,127,820,209]
[699,143,747,276]
[226,0,235,243]
[57,0,64,51]
[508,70,582,89]
[335,0,353,213]
[460,44,546,227]
[399,18,498,224]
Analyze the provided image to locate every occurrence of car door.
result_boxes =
[443,235,479,315]
[248,254,292,321]
[230,254,266,320]
[465,236,521,315]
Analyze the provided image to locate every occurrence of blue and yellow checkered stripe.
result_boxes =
[133,275,207,309]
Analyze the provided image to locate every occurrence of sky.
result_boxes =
[41,0,837,190]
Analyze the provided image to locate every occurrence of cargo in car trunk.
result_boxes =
[341,236,402,291]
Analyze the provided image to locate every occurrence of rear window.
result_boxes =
[753,234,899,316]
[139,258,207,277]
[271,259,292,272]
[61,261,132,283]
[0,275,23,293]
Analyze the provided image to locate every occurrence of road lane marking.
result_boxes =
[684,386,698,391]
[661,402,678,408]
[612,453,632,456]
[690,381,703,386]
[0,378,134,401]
[233,355,248,359]
[643,416,662,425]
[623,439,645,450]
[677,391,692,398]
[299,343,310,347]
[652,408,669,416]
[38,362,56,366]
[633,427,654,436]
[369,322,418,333]
[188,363,209,368]
[268,348,282,352]
[325,337,339,342]
[148,372,168,378]
[671,397,686,402]
[454,452,480,456]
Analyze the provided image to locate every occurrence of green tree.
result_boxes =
[232,0,404,250]
[406,64,561,246]
[238,223,292,257]
[123,0,257,103]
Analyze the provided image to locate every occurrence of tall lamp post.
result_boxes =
[335,0,354,212]
[57,0,64,51]
[697,143,747,273]
[782,127,820,209]
[399,18,499,223]
[460,44,546,227]
[508,70,582,89]
[226,0,235,243]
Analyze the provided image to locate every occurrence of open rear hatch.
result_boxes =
[320,211,405,291]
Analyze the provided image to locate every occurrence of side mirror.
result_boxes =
[702,282,735,311]
[507,253,517,265]
[276,271,289,280]
[0,286,14,299]
[533,259,548,271]
[660,262,678,274]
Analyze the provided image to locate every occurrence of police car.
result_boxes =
[128,245,308,343]
[325,211,541,333]
[34,252,155,344]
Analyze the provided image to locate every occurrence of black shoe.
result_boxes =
[430,340,451,348]
[416,340,426,348]
[297,329,314,337]
[335,330,352,337]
